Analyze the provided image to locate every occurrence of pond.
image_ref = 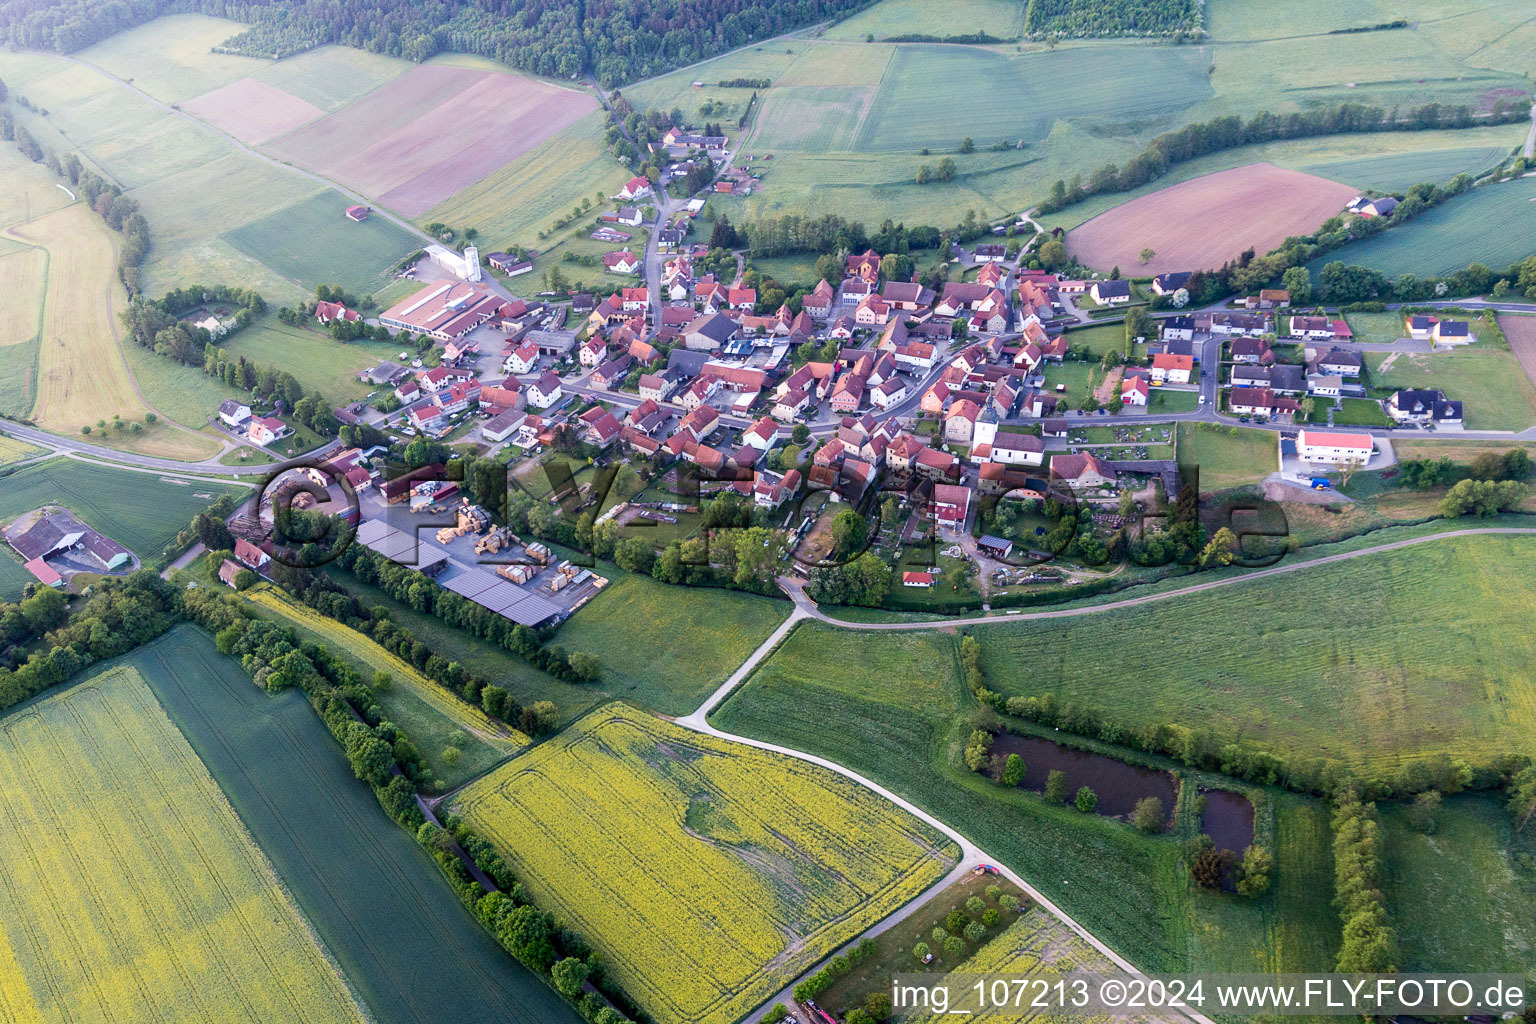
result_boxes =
[1200,788,1255,854]
[989,732,1177,821]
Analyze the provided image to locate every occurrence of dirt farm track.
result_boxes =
[1066,163,1359,276]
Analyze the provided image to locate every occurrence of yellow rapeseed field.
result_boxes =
[0,666,368,1024]
[453,705,959,1024]
[245,582,528,749]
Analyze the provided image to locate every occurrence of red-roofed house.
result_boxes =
[503,340,539,375]
[579,406,623,447]
[602,250,640,274]
[247,416,290,446]
[1297,429,1374,465]
[931,484,971,529]
[617,175,652,200]
[1121,375,1150,407]
[846,249,881,282]
[1150,353,1194,383]
[743,416,780,450]
[315,300,360,324]
[621,286,649,312]
[945,399,981,443]
[234,538,270,571]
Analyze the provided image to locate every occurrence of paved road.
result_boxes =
[782,526,1536,632]
[674,600,1215,1024]
[677,525,1536,1024]
[1,420,332,477]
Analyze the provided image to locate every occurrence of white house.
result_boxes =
[503,340,539,375]
[1150,353,1193,384]
[871,377,909,410]
[247,416,290,446]
[1306,374,1343,398]
[1296,429,1373,465]
[988,432,1045,467]
[1090,279,1131,305]
[218,400,252,428]
[526,371,564,409]
[1121,375,1149,407]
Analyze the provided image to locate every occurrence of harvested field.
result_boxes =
[183,78,325,144]
[1066,163,1358,275]
[1501,315,1536,396]
[0,663,368,1024]
[265,65,597,217]
[453,705,958,1024]
[3,205,218,460]
[0,247,46,346]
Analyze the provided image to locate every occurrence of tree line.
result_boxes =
[0,0,870,87]
[1023,0,1202,39]
[121,287,346,438]
[0,86,151,292]
[180,585,640,1024]
[966,613,1525,801]
[1037,99,1529,216]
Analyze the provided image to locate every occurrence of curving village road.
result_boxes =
[674,525,1536,1024]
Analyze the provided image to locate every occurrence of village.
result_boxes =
[182,163,1502,616]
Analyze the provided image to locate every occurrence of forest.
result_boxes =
[0,0,873,86]
[1023,0,1203,39]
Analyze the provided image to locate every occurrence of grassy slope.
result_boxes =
[709,621,1340,977]
[222,190,419,297]
[614,0,1528,230]
[1380,794,1536,981]
[1307,174,1536,279]
[217,312,404,404]
[1369,346,1536,431]
[240,583,524,789]
[975,533,1536,776]
[552,566,791,715]
[323,567,612,724]
[423,111,626,248]
[1177,422,1277,490]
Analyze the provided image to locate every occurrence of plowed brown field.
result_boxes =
[264,65,597,217]
[1067,163,1358,276]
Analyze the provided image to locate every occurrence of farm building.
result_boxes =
[355,518,449,576]
[425,244,481,282]
[345,205,370,222]
[5,508,133,577]
[379,280,506,341]
[977,535,1014,560]
[487,252,533,276]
